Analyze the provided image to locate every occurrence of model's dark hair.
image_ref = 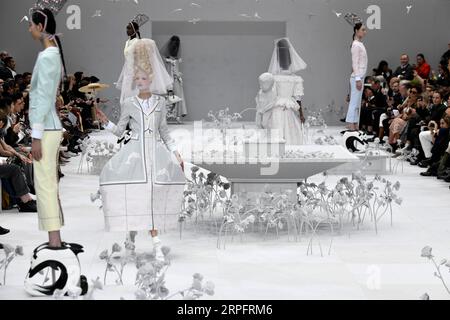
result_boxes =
[352,22,363,43]
[130,22,141,39]
[31,8,67,78]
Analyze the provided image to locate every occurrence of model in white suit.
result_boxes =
[97,39,185,251]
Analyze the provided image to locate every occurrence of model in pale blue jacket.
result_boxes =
[29,46,62,140]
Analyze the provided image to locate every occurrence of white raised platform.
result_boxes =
[188,145,359,183]
[329,150,391,175]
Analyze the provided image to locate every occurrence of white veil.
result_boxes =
[117,38,173,104]
[268,37,307,75]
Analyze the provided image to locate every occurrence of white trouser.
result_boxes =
[346,76,365,124]
[419,130,433,158]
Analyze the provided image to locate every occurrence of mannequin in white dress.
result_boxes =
[265,38,307,145]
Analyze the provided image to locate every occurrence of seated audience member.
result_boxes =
[419,120,439,165]
[360,87,376,133]
[369,76,388,134]
[393,54,415,81]
[403,85,427,151]
[22,72,32,91]
[415,54,431,79]
[0,56,16,80]
[389,85,421,148]
[388,77,403,108]
[434,58,450,88]
[2,81,14,98]
[389,109,409,147]
[0,109,36,212]
[420,115,450,176]
[442,43,450,62]
[4,93,26,148]
[435,142,450,182]
[429,91,447,123]
[373,60,393,83]
[0,51,9,68]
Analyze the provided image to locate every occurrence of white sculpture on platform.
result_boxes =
[255,72,276,129]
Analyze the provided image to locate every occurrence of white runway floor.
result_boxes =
[1,125,450,300]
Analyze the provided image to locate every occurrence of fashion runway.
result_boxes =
[1,125,450,300]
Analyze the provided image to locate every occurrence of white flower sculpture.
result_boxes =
[420,246,450,299]
[97,240,214,300]
[181,167,404,254]
[207,107,243,132]
[0,244,24,285]
[78,139,120,175]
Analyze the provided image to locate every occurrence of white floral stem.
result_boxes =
[431,257,450,295]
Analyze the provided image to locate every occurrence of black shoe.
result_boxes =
[18,200,37,213]
[0,226,10,235]
[418,158,431,167]
[445,176,450,183]
[340,118,346,123]
[418,161,430,168]
[420,171,435,177]
[437,174,450,180]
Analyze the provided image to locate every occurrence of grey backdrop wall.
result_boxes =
[1,0,449,124]
[153,21,285,121]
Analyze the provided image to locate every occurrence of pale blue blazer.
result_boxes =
[29,47,63,139]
